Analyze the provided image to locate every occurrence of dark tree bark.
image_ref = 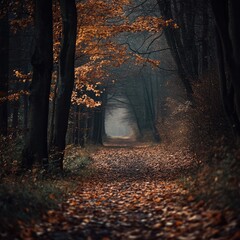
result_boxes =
[126,92,143,137]
[91,87,107,145]
[22,0,53,168]
[52,0,77,169]
[23,86,29,134]
[0,12,9,136]
[48,67,59,147]
[184,0,198,77]
[71,104,85,147]
[157,0,194,101]
[201,0,209,73]
[73,105,79,145]
[12,100,19,130]
[92,108,104,145]
[172,0,198,77]
[12,81,20,136]
[211,0,240,141]
[142,76,161,142]
[78,106,87,147]
[86,110,94,143]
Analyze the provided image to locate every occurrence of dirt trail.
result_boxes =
[23,144,239,240]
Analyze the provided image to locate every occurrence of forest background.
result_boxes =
[1,0,240,238]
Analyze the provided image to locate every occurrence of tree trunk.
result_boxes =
[211,0,240,141]
[22,0,53,168]
[73,105,79,145]
[172,0,196,77]
[23,91,29,135]
[12,100,20,129]
[11,81,20,136]
[157,0,194,101]
[86,110,94,143]
[185,0,198,77]
[79,106,86,147]
[52,0,77,169]
[201,0,209,73]
[142,75,161,142]
[0,12,9,136]
[91,88,107,145]
[215,30,240,137]
[92,108,104,145]
[48,67,59,147]
[126,92,143,137]
[228,1,240,128]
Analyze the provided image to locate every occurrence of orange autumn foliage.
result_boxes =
[4,0,174,108]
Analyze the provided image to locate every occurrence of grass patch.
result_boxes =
[64,144,93,173]
[182,144,240,211]
[0,136,95,238]
[0,181,63,238]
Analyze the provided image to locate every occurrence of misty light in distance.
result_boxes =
[105,98,136,138]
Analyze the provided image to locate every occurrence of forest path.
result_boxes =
[24,145,238,240]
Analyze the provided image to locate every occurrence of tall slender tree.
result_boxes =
[52,0,77,169]
[157,0,194,101]
[201,0,210,73]
[211,0,240,142]
[0,9,9,136]
[91,87,107,145]
[22,0,53,168]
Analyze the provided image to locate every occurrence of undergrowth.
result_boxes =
[0,137,94,237]
[187,142,240,210]
[0,182,62,235]
[159,69,240,212]
[171,70,240,211]
[186,71,240,211]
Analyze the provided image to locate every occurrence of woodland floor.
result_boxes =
[16,141,240,239]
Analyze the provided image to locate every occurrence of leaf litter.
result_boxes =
[19,144,240,239]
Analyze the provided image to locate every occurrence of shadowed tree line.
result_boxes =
[0,0,240,171]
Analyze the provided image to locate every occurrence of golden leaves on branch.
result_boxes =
[5,0,178,109]
[0,70,31,103]
[3,91,29,102]
[130,16,175,33]
[13,70,31,83]
[72,1,177,110]
[71,92,101,108]
[134,54,160,68]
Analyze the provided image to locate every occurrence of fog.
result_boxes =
[105,96,137,139]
